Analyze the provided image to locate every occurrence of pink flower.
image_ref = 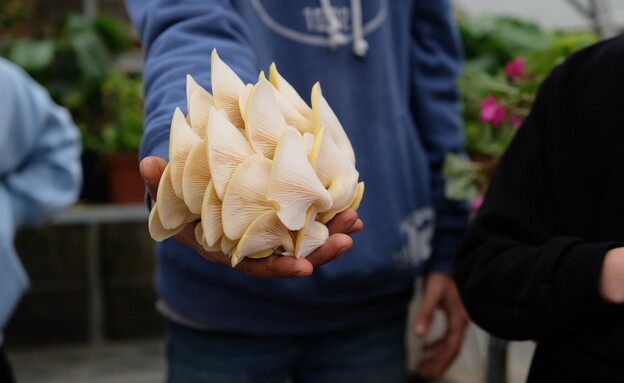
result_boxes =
[471,197,483,211]
[509,115,523,128]
[480,95,496,109]
[490,106,506,127]
[504,58,525,79]
[479,95,506,128]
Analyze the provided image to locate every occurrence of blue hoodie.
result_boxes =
[0,58,82,343]
[125,0,468,334]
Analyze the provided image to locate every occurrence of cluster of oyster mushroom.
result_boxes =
[148,50,364,266]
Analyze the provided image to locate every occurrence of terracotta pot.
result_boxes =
[105,153,145,204]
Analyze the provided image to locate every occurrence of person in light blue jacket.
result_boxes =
[126,0,469,381]
[0,57,82,382]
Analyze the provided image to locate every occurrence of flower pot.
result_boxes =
[105,153,145,204]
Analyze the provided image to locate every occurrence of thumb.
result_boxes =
[140,156,167,201]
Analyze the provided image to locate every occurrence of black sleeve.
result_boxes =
[453,63,623,341]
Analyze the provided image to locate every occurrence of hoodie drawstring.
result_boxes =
[319,0,368,57]
[350,0,368,57]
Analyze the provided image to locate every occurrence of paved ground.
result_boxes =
[7,280,535,383]
[9,339,165,383]
[7,325,534,383]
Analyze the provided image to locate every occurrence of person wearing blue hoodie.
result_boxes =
[0,57,82,382]
[125,0,469,381]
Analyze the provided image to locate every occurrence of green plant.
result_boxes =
[444,15,598,204]
[1,9,142,155]
[75,71,144,154]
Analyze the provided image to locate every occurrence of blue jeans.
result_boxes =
[166,313,407,383]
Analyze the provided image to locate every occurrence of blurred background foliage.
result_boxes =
[0,0,142,156]
[0,1,602,204]
[2,1,159,352]
[444,14,599,202]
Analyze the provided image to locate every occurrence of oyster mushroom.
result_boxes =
[244,79,297,159]
[231,210,295,266]
[268,129,332,231]
[207,106,254,200]
[294,206,329,258]
[169,107,201,199]
[200,180,223,248]
[148,202,184,242]
[311,82,356,164]
[185,74,213,138]
[269,63,314,133]
[309,125,359,215]
[182,137,211,215]
[211,49,246,130]
[221,154,274,240]
[154,163,199,230]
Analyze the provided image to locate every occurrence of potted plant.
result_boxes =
[1,9,145,203]
[80,70,145,204]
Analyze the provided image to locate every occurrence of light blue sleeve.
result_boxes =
[410,0,469,274]
[124,0,259,161]
[0,58,82,231]
[0,57,82,341]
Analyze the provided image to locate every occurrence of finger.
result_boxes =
[326,209,359,235]
[419,357,452,380]
[235,254,313,278]
[413,275,446,337]
[306,233,353,268]
[345,218,364,235]
[413,296,438,338]
[418,340,460,380]
[140,156,167,201]
[422,336,446,351]
[442,281,469,343]
[419,313,466,379]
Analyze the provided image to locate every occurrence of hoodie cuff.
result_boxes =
[427,231,463,274]
[553,241,624,327]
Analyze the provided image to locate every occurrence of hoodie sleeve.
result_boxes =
[124,0,259,161]
[0,58,82,233]
[410,0,469,274]
[453,62,623,341]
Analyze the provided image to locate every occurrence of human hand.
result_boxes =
[412,272,469,380]
[599,247,624,304]
[140,156,363,278]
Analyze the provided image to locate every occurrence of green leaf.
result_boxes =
[70,29,111,78]
[8,39,54,72]
[92,15,131,53]
[442,153,480,201]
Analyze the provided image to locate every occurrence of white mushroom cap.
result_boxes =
[207,106,254,200]
[268,130,332,231]
[221,154,274,240]
[169,108,201,199]
[186,74,214,139]
[211,49,246,130]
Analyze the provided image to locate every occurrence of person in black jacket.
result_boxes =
[454,35,624,382]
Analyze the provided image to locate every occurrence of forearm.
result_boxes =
[410,0,468,272]
[0,59,82,228]
[456,228,622,340]
[127,0,259,160]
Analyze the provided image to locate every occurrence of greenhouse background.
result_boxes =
[2,1,623,382]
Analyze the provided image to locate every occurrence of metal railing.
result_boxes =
[51,204,149,346]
